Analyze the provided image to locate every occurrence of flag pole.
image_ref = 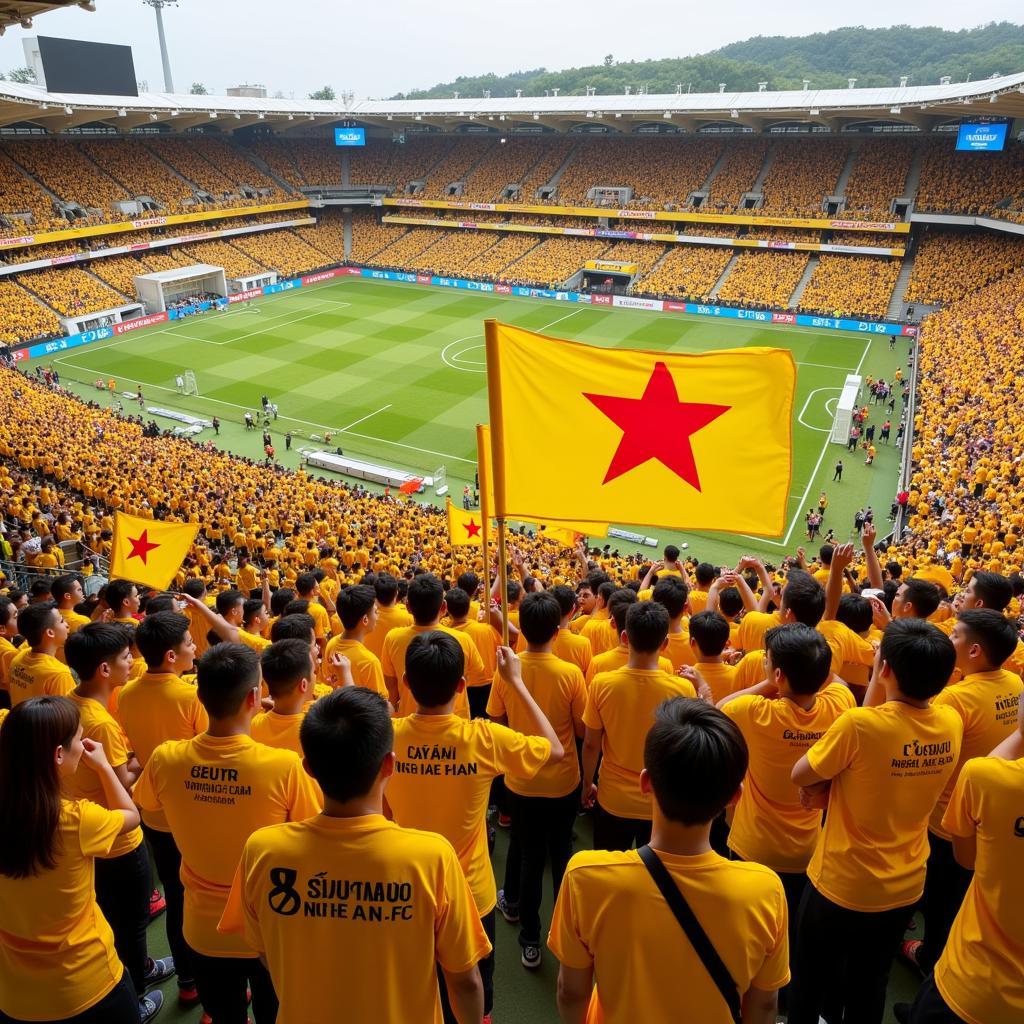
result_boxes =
[483,323,510,646]
[475,423,492,618]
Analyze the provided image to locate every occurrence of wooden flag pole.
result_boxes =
[475,423,492,618]
[496,516,509,646]
[483,323,510,646]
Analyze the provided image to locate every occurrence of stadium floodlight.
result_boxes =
[142,1,179,93]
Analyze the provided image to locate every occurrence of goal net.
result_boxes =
[181,370,199,397]
[433,464,448,495]
[829,374,862,444]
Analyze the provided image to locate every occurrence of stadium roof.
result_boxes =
[0,70,1023,133]
[0,2,94,34]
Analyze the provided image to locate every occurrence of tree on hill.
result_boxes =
[309,85,336,100]
[190,82,209,95]
[1,66,36,84]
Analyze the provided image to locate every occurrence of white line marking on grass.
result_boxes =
[797,387,841,433]
[440,307,585,373]
[339,404,392,432]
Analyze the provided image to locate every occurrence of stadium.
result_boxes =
[0,3,1022,1024]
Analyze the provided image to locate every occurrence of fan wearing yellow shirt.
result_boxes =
[957,567,1024,678]
[489,592,586,971]
[8,601,73,706]
[789,620,964,1024]
[180,579,215,660]
[651,575,694,671]
[579,581,617,657]
[381,573,486,718]
[295,572,333,646]
[65,623,173,1020]
[320,585,385,695]
[903,705,1024,1024]
[387,631,562,1021]
[550,698,789,1024]
[549,585,592,676]
[444,587,500,716]
[362,572,413,660]
[719,623,852,988]
[567,579,597,634]
[0,696,143,1024]
[0,595,19,704]
[686,611,739,704]
[687,561,718,614]
[51,573,91,663]
[235,554,259,596]
[582,601,697,851]
[904,608,1023,976]
[217,687,492,1024]
[585,590,675,686]
[134,643,322,1024]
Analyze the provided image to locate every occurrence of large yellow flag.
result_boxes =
[110,512,200,591]
[476,423,609,539]
[484,322,795,536]
[446,500,486,547]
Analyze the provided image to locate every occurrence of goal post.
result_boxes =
[433,464,447,495]
[830,374,862,444]
[181,370,199,397]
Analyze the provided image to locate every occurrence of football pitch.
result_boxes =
[51,277,908,565]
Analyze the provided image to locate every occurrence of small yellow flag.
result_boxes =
[484,322,795,536]
[446,500,485,547]
[110,512,200,591]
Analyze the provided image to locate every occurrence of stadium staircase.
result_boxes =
[900,146,924,206]
[886,252,919,321]
[540,142,580,200]
[140,142,210,196]
[749,143,777,193]
[709,253,740,299]
[1,151,64,209]
[698,146,733,192]
[82,266,131,303]
[831,144,859,201]
[16,277,65,320]
[235,142,299,193]
[788,254,820,308]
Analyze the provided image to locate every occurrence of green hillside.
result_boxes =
[392,22,1024,99]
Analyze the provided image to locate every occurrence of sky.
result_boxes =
[0,1,1020,99]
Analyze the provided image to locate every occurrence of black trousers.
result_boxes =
[439,909,496,1021]
[190,948,278,1024]
[467,683,491,720]
[94,843,151,995]
[0,972,140,1024]
[908,974,967,1024]
[592,801,651,852]
[502,789,578,945]
[917,833,973,973]
[787,883,910,1024]
[141,824,195,985]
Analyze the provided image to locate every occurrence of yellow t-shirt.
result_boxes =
[362,603,413,660]
[449,619,500,682]
[381,625,486,718]
[687,588,710,614]
[664,630,696,671]
[0,635,17,690]
[486,651,586,799]
[8,648,75,706]
[816,619,875,678]
[236,565,259,594]
[580,614,617,657]
[737,610,783,653]
[322,636,386,696]
[806,702,963,911]
[722,683,855,872]
[305,601,331,640]
[693,662,739,704]
[0,799,125,1021]
[387,715,550,915]
[733,649,767,691]
[133,733,322,957]
[117,671,209,830]
[251,708,309,756]
[552,628,592,676]
[569,613,591,635]
[64,694,144,858]
[548,849,789,1024]
[929,668,1022,839]
[238,627,273,656]
[585,645,675,688]
[582,667,697,820]
[56,608,92,664]
[218,814,492,1024]
[935,756,1024,1024]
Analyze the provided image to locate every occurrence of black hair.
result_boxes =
[50,574,82,605]
[695,562,717,587]
[406,574,445,626]
[782,570,826,627]
[596,581,616,606]
[763,624,832,695]
[625,601,669,654]
[300,687,393,803]
[688,610,730,657]
[899,578,942,619]
[196,642,261,718]
[644,698,747,825]
[956,609,1019,668]
[506,580,522,604]
[270,588,296,617]
[836,594,873,635]
[283,598,311,618]
[29,579,53,600]
[134,611,191,669]
[64,623,134,682]
[373,573,399,605]
[879,619,956,700]
[718,587,743,618]
[105,579,137,614]
[0,595,15,629]
[969,571,1013,612]
[550,584,578,618]
[608,588,638,636]
[404,631,464,707]
[215,589,244,617]
[336,585,376,631]
[144,594,176,615]
[456,572,479,598]
[270,613,316,643]
[260,639,314,699]
[819,544,835,566]
[17,601,59,648]
[652,576,688,619]
[885,560,903,581]
[518,591,561,646]
[443,587,470,620]
[182,579,207,599]
[295,573,316,597]
[242,598,266,626]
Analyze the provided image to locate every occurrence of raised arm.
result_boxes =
[824,543,855,621]
[180,592,239,643]
[495,647,564,762]
[861,523,884,591]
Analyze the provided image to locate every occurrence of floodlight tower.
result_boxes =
[142,0,178,93]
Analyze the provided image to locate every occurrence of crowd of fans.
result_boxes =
[705,138,770,211]
[759,140,850,218]
[80,139,196,213]
[461,232,541,279]
[797,254,902,319]
[842,138,914,219]
[458,139,555,204]
[418,139,496,201]
[634,244,732,301]
[915,135,1024,216]
[506,138,575,204]
[24,267,128,317]
[295,210,347,264]
[0,150,64,230]
[348,210,407,264]
[230,230,331,278]
[903,229,1024,307]
[716,250,810,308]
[366,227,451,269]
[403,229,506,277]
[0,279,61,344]
[145,137,284,206]
[502,235,610,289]
[179,240,266,280]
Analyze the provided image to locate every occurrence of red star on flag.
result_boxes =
[584,361,731,491]
[126,529,160,564]
[463,518,482,539]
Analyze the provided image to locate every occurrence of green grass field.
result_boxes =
[52,277,909,565]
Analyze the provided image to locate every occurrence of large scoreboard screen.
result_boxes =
[956,122,1008,152]
[37,36,138,97]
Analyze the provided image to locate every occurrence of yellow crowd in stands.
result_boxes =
[417,139,493,201]
[502,235,609,288]
[80,139,194,212]
[180,240,265,279]
[367,227,450,267]
[842,139,914,219]
[403,230,504,277]
[743,226,821,242]
[716,250,809,307]
[0,280,61,343]
[507,138,575,203]
[829,230,904,248]
[797,254,901,318]
[459,139,553,203]
[230,230,328,278]
[680,223,736,238]
[915,137,1024,216]
[289,141,344,186]
[705,138,770,211]
[0,151,62,231]
[348,212,406,263]
[635,244,732,300]
[461,232,540,279]
[24,267,126,317]
[146,138,280,204]
[760,140,849,217]
[245,139,307,189]
[348,139,413,188]
[295,211,347,264]
[598,240,667,277]
[904,231,1024,306]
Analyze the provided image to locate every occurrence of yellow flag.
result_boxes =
[446,500,485,547]
[477,423,609,539]
[110,512,200,591]
[484,321,795,536]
